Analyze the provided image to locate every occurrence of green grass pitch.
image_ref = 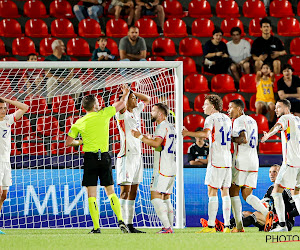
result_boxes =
[0,227,300,250]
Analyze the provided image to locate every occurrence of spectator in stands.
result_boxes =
[227,27,251,82]
[203,28,234,75]
[277,64,300,117]
[251,18,286,74]
[108,0,135,26]
[187,127,209,166]
[91,37,114,61]
[255,62,276,122]
[119,26,147,61]
[134,0,165,34]
[45,40,82,104]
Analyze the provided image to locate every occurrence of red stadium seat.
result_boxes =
[156,74,175,94]
[11,117,32,136]
[0,19,23,37]
[239,74,257,93]
[183,142,193,154]
[192,18,214,37]
[290,37,300,55]
[164,18,187,37]
[0,38,8,56]
[179,37,203,56]
[109,118,119,136]
[0,78,12,95]
[243,37,254,46]
[184,74,209,93]
[25,19,49,38]
[249,18,263,37]
[188,0,212,18]
[288,56,300,75]
[184,114,205,131]
[52,95,78,113]
[50,0,74,18]
[222,93,247,112]
[67,38,91,57]
[277,17,300,37]
[112,141,120,155]
[78,19,102,38]
[24,0,48,18]
[221,18,245,37]
[194,94,209,112]
[0,0,20,18]
[175,57,197,76]
[152,37,176,56]
[298,1,300,16]
[51,18,77,38]
[135,18,159,38]
[106,19,128,38]
[249,114,269,134]
[39,37,56,56]
[259,135,282,154]
[24,95,50,114]
[216,0,240,18]
[249,94,256,112]
[36,116,63,137]
[273,74,282,92]
[211,74,236,93]
[270,0,294,18]
[243,0,266,18]
[163,0,186,18]
[0,57,18,61]
[51,135,73,155]
[183,94,193,112]
[22,135,46,155]
[147,56,165,61]
[65,115,80,133]
[12,37,36,56]
[11,142,21,155]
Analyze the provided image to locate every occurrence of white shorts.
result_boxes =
[275,164,300,190]
[205,165,232,189]
[232,167,258,189]
[0,162,12,188]
[116,154,143,185]
[150,172,175,195]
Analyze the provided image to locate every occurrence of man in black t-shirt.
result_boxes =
[251,18,286,74]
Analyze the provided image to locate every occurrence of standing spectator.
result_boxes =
[251,18,286,74]
[187,127,209,166]
[108,0,135,26]
[119,26,147,61]
[227,27,251,82]
[203,28,234,75]
[277,64,300,117]
[134,0,165,34]
[91,37,114,61]
[45,40,82,104]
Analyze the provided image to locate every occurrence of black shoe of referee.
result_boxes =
[118,220,130,233]
[127,224,146,233]
[89,228,101,234]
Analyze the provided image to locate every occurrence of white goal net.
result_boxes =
[0,61,184,229]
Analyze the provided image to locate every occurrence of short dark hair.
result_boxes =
[82,95,96,111]
[281,63,294,73]
[154,103,169,117]
[0,98,5,103]
[230,27,241,35]
[230,99,245,110]
[97,36,108,42]
[205,94,223,112]
[212,27,223,36]
[195,127,203,132]
[27,53,37,60]
[261,62,272,70]
[129,26,139,31]
[277,99,291,110]
[260,18,272,27]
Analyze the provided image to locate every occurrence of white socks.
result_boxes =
[119,198,126,223]
[126,200,135,225]
[272,193,286,223]
[292,194,300,216]
[151,198,170,228]
[222,196,231,226]
[231,196,243,229]
[208,196,218,227]
[164,199,174,228]
[246,194,268,217]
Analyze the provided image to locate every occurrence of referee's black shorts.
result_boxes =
[82,152,114,187]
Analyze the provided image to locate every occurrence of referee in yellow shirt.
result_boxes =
[66,84,130,233]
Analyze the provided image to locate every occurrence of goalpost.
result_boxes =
[0,61,184,229]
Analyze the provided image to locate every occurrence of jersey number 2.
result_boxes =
[2,129,7,138]
[168,134,176,154]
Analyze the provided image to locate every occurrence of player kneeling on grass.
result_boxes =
[66,85,131,234]
[0,97,28,235]
[131,103,176,234]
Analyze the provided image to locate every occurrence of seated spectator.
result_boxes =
[119,26,147,61]
[227,27,251,82]
[187,127,209,166]
[91,37,114,61]
[255,63,275,122]
[45,40,82,104]
[277,64,300,116]
[108,0,134,26]
[134,0,165,34]
[203,28,234,75]
[251,18,286,74]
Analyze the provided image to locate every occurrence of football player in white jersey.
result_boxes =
[0,97,28,234]
[131,103,176,234]
[182,94,232,233]
[228,99,272,233]
[262,99,300,232]
[115,89,150,233]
